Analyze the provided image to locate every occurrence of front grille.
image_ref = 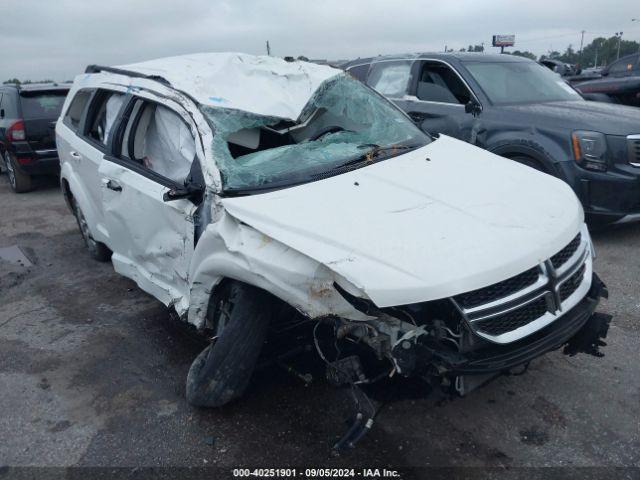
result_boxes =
[550,233,581,269]
[559,263,587,301]
[475,297,549,336]
[453,228,591,343]
[454,267,539,309]
[628,137,640,165]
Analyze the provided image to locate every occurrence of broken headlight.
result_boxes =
[571,131,608,172]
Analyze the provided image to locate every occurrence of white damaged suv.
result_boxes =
[56,53,607,406]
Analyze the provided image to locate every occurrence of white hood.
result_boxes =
[221,136,584,307]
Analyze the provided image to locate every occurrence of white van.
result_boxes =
[56,53,606,408]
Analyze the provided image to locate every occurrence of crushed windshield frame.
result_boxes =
[201,75,430,195]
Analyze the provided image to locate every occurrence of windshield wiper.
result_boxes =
[326,144,419,172]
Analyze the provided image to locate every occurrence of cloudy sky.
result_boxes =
[2,0,639,81]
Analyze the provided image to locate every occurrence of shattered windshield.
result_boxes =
[201,74,430,192]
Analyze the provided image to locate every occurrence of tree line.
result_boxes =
[456,34,640,67]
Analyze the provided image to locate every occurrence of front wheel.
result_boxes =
[71,197,111,262]
[186,282,272,407]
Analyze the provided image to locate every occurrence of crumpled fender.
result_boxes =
[186,210,370,329]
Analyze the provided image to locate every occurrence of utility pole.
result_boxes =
[615,32,623,60]
[579,30,585,65]
[633,19,640,54]
[266,40,271,56]
[594,44,598,67]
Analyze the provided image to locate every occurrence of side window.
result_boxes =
[367,61,412,98]
[121,101,196,184]
[0,92,18,118]
[416,62,472,104]
[86,90,125,146]
[64,90,91,131]
[347,64,370,82]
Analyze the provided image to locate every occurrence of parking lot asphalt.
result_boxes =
[0,174,639,471]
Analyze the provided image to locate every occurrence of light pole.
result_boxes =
[615,31,624,60]
[633,19,640,54]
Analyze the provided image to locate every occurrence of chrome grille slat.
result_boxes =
[474,297,549,336]
[454,226,593,344]
[550,233,581,269]
[454,266,540,309]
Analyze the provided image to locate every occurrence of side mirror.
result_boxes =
[465,100,482,116]
[163,181,204,203]
[600,68,609,77]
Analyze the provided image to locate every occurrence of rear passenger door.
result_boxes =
[98,97,201,311]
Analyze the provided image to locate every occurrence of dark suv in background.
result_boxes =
[571,53,640,108]
[0,83,69,192]
[342,53,640,225]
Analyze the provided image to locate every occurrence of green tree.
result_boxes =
[509,50,538,61]
[556,36,640,67]
[468,44,484,52]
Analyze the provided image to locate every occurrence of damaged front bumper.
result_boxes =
[437,274,607,376]
[333,274,608,394]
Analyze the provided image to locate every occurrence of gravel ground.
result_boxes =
[0,174,638,475]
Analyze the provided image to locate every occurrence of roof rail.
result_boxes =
[84,65,171,86]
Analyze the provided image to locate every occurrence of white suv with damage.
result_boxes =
[56,53,607,407]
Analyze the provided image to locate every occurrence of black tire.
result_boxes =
[71,197,112,262]
[3,151,33,193]
[509,155,547,173]
[186,282,272,407]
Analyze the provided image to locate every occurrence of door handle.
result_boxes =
[104,179,122,192]
[69,151,81,160]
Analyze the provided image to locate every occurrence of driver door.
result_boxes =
[397,60,480,142]
[98,97,200,311]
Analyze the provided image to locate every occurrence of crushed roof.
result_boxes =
[116,52,343,120]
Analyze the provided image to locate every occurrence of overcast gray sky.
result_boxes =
[1,0,639,81]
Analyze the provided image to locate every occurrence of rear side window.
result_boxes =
[367,61,412,98]
[64,90,91,131]
[19,91,68,120]
[86,90,125,146]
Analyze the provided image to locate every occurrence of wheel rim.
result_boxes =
[74,202,98,253]
[3,153,16,189]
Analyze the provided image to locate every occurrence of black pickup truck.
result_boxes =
[571,53,640,108]
[342,52,640,225]
[0,83,69,192]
